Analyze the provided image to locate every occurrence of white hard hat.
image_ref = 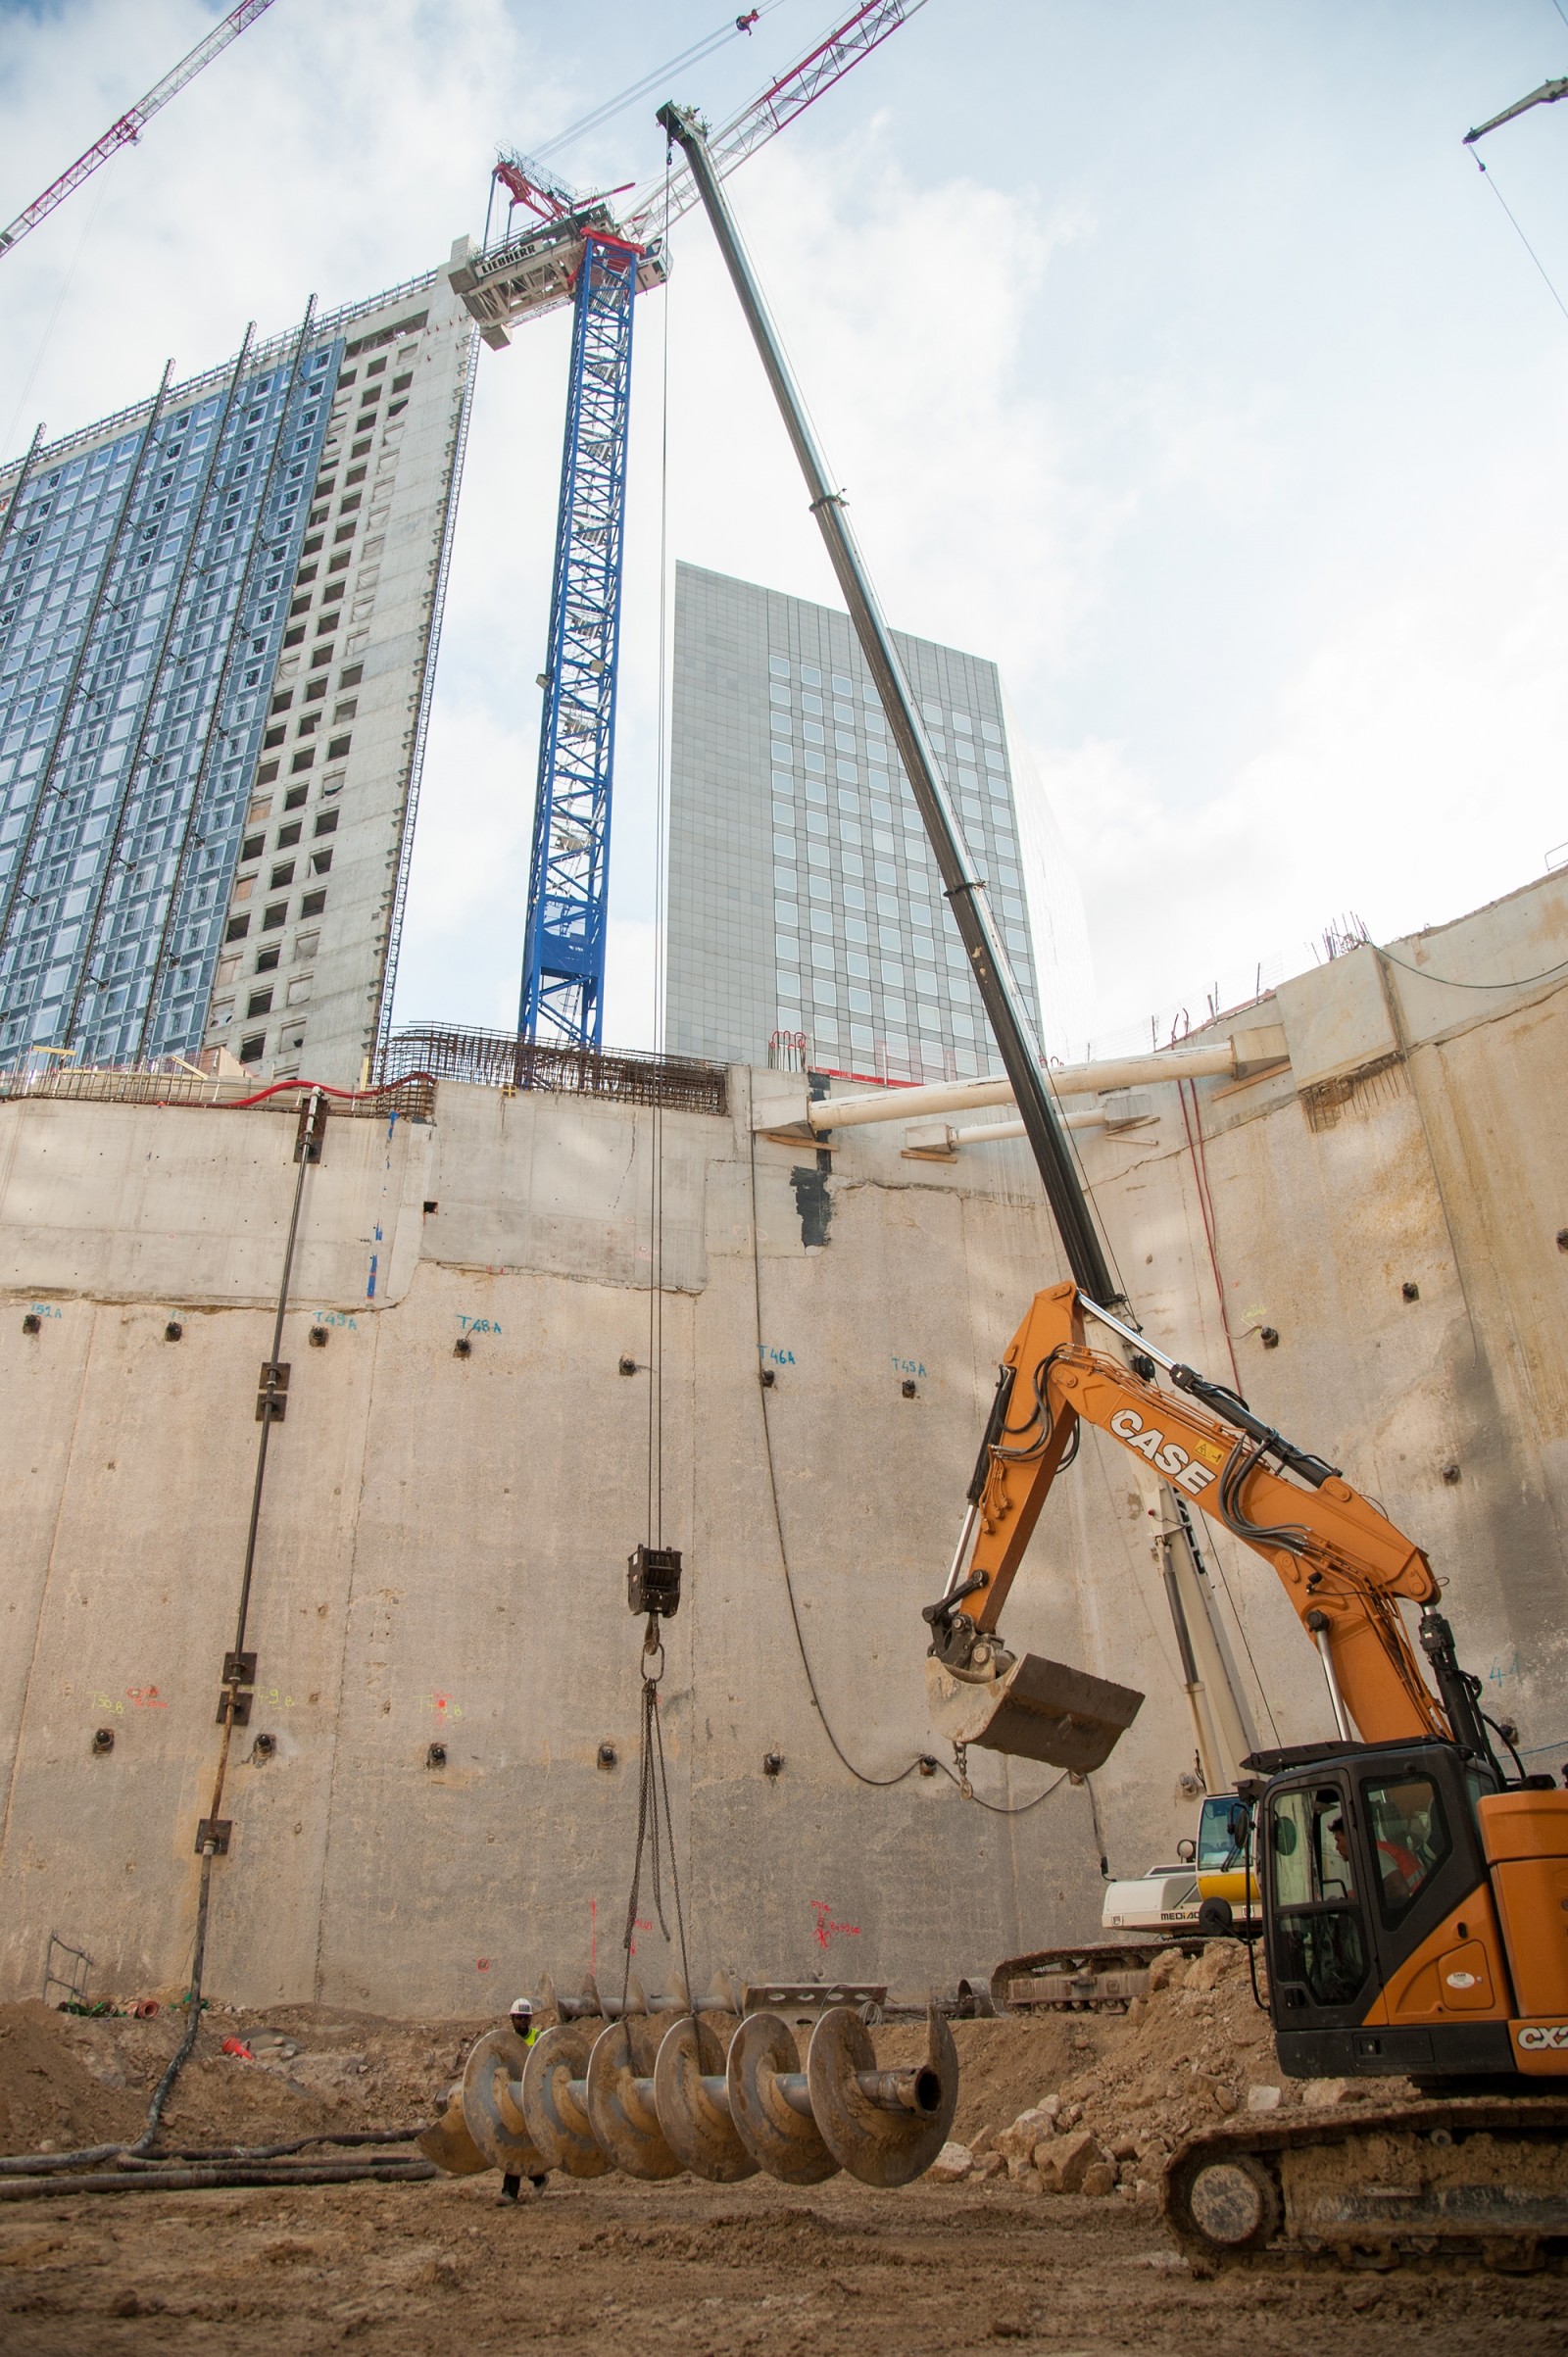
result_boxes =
[509,1996,533,2018]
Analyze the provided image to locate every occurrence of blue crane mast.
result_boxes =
[518,233,639,1047]
[447,2,930,1052]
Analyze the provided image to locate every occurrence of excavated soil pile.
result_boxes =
[880,1941,1415,2195]
[0,2000,487,2157]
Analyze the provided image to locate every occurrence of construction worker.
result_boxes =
[500,1998,548,2202]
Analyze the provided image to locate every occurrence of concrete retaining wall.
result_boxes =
[1,871,1564,2013]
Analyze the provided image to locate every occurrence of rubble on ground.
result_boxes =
[898,1940,1416,2200]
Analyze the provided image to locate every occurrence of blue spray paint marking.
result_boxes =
[367,1255,378,1299]
[458,1314,502,1335]
[760,1344,796,1366]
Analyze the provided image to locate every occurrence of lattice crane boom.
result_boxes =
[624,0,929,243]
[0,0,280,258]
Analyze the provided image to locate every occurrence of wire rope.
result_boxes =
[1471,151,1568,326]
[746,1122,1071,1816]
[1375,944,1568,993]
[527,4,792,170]
[645,152,678,1551]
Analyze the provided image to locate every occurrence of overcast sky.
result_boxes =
[3,1,1566,1056]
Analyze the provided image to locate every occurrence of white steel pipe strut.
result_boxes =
[803,1041,1242,1134]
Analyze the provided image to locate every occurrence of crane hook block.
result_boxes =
[628,1545,683,1619]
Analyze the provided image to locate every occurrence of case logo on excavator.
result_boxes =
[1107,1407,1217,1497]
[1517,2024,1568,2050]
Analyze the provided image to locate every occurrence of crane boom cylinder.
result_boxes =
[658,102,1117,1304]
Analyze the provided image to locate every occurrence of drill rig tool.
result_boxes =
[518,2021,612,2178]
[653,2014,759,2182]
[416,2095,490,2175]
[806,2004,959,2187]
[460,2024,550,2178]
[585,2015,684,2180]
[725,2011,840,2184]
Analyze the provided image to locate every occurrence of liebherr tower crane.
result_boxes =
[447,0,931,1052]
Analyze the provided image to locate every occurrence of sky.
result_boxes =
[2,0,1566,1056]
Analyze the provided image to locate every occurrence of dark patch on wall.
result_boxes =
[791,1069,833,1245]
[791,1155,833,1247]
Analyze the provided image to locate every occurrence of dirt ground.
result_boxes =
[1,1966,1562,2354]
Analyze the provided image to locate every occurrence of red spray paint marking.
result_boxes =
[628,1917,653,1957]
[810,1901,861,1949]
[475,1958,491,1973]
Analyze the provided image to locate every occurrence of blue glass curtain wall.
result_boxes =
[0,322,341,1063]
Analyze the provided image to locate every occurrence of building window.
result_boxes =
[255,946,280,974]
[283,625,305,647]
[258,761,279,785]
[339,663,363,687]
[313,809,338,836]
[263,902,287,930]
[291,750,315,773]
[310,849,332,875]
[241,832,264,861]
[225,915,250,942]
[247,989,273,1018]
[326,734,351,761]
[277,820,302,848]
[301,888,326,917]
[270,861,295,888]
[239,1033,266,1063]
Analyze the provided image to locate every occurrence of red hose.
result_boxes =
[220,1073,436,1109]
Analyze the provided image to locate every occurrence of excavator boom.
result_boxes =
[931,1283,1449,1757]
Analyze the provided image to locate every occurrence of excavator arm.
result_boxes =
[926,1282,1467,1769]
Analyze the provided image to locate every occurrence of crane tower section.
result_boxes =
[518,235,640,1049]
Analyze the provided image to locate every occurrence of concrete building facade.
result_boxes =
[666,563,1092,1081]
[1,869,1563,2015]
[0,259,477,1091]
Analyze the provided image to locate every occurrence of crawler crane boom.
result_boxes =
[665,97,1568,2264]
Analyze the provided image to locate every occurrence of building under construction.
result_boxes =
[0,261,476,1088]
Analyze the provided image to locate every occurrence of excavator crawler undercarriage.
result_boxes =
[1163,2097,1568,2270]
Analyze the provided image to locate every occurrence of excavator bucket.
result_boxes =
[926,1650,1144,1771]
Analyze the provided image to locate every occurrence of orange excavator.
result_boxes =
[921,1281,1568,2260]
[662,101,1568,2264]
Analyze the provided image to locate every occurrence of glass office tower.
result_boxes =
[666,563,1091,1079]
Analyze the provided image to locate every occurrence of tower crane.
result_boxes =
[0,0,280,259]
[446,0,931,1052]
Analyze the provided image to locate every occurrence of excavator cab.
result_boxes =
[1256,1740,1519,2084]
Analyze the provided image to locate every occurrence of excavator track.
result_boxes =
[1162,2096,1568,2271]
[990,1940,1206,2015]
